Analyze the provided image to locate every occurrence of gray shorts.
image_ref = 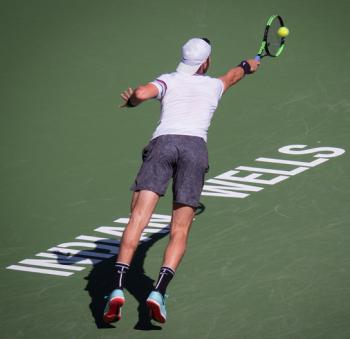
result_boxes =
[130,135,209,208]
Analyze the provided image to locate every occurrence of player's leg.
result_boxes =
[147,135,208,324]
[161,136,207,273]
[104,190,159,323]
[105,136,175,323]
[162,203,195,270]
[146,203,195,323]
[130,190,140,213]
[118,190,159,265]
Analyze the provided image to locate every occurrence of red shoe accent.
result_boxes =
[146,299,166,323]
[103,297,125,323]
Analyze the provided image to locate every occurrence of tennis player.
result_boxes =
[104,38,260,324]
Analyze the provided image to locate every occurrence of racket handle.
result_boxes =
[255,55,261,61]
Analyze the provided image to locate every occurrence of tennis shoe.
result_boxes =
[103,289,125,323]
[146,291,167,323]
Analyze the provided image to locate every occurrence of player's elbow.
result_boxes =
[134,86,149,101]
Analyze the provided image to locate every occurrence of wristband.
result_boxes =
[126,98,136,107]
[238,60,252,75]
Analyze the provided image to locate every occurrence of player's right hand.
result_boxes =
[247,59,260,73]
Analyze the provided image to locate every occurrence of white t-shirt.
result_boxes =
[150,72,224,142]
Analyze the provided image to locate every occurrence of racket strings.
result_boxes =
[266,19,282,56]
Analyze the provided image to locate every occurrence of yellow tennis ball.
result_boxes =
[278,26,289,37]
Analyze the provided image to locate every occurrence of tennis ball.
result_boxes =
[278,26,289,37]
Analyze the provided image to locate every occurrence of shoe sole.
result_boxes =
[103,297,125,323]
[146,299,166,323]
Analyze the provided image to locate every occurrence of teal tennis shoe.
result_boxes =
[146,291,167,323]
[103,289,125,323]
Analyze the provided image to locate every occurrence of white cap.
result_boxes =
[176,38,211,75]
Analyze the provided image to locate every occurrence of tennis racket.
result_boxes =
[255,15,286,61]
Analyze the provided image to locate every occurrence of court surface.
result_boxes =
[1,0,350,338]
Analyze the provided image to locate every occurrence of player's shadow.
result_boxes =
[84,231,168,330]
[60,203,206,330]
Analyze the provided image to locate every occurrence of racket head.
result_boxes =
[257,14,286,58]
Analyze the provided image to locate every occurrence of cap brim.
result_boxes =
[176,62,201,75]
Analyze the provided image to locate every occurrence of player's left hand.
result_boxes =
[119,87,134,108]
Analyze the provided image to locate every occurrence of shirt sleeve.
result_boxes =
[150,74,169,100]
[215,78,225,99]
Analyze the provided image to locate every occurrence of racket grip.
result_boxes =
[255,55,261,61]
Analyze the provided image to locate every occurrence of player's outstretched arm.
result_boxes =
[119,83,159,108]
[219,59,260,94]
